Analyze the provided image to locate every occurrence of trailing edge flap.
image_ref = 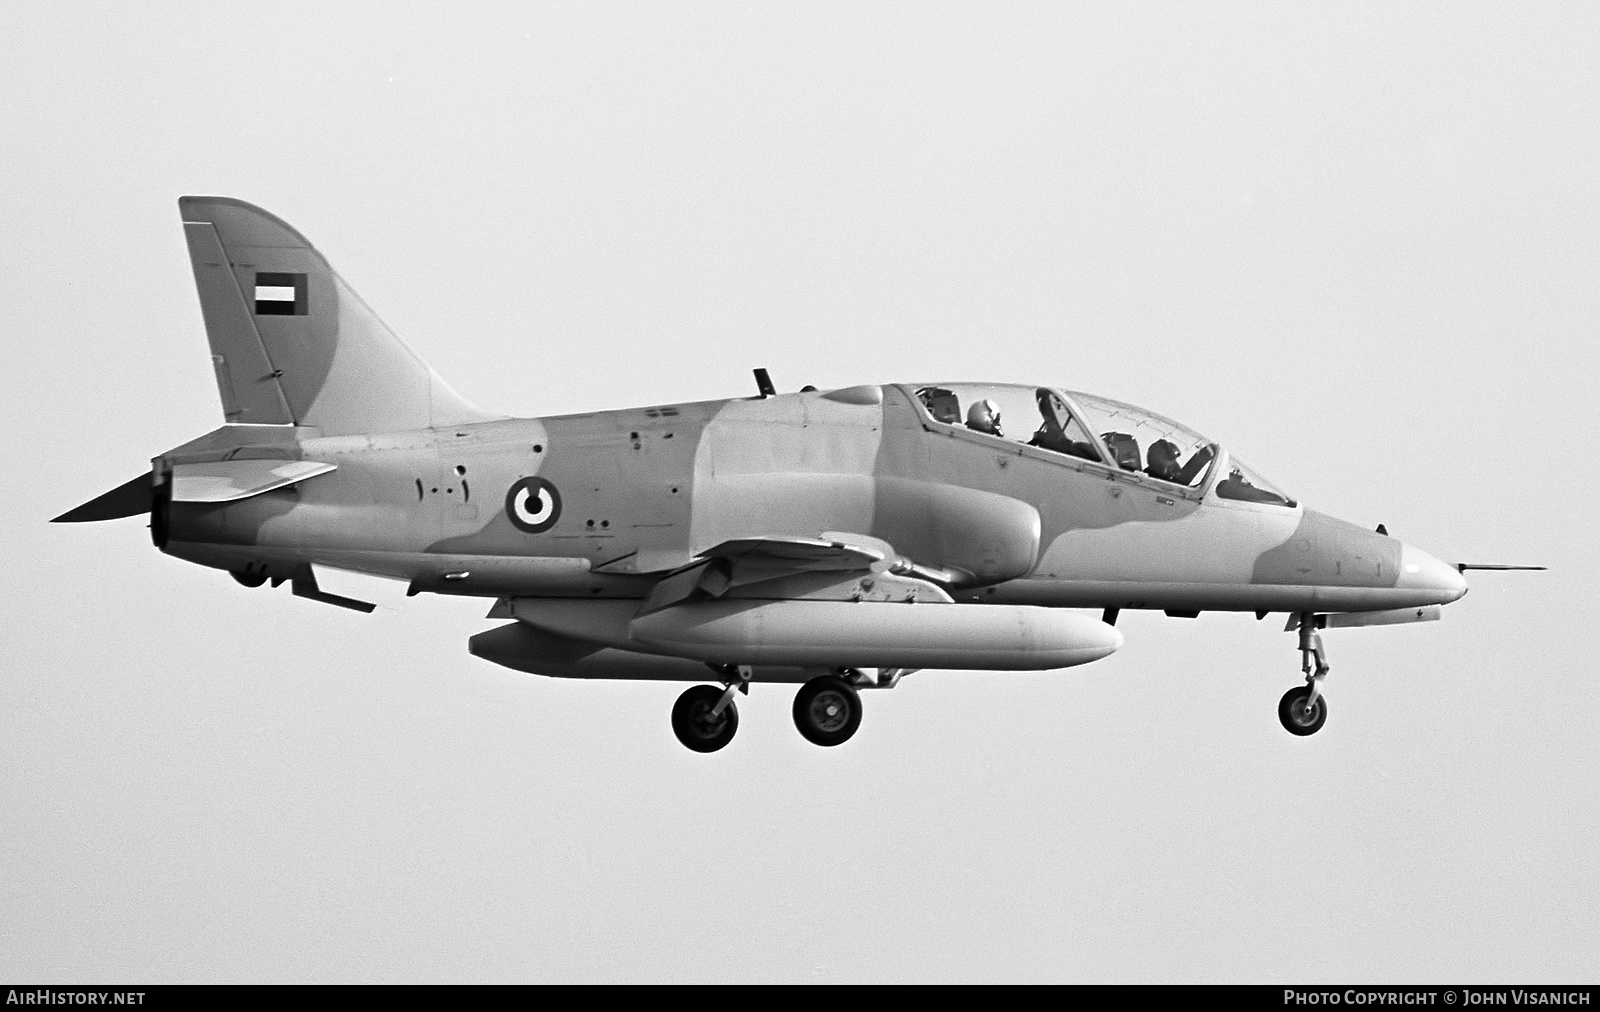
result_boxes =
[52,474,154,522]
[170,459,336,503]
[641,533,895,615]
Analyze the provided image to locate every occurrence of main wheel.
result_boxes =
[672,684,738,753]
[793,675,862,747]
[1278,685,1328,736]
[231,570,268,588]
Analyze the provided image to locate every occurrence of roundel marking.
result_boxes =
[505,476,562,533]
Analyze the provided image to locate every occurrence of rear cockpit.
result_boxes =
[909,383,1296,507]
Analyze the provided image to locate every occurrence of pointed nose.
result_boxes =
[1396,542,1468,604]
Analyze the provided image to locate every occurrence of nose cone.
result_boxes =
[1397,542,1468,604]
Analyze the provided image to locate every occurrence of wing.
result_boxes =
[640,532,952,615]
[700,532,892,572]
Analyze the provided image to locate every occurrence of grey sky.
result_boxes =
[3,1,1595,982]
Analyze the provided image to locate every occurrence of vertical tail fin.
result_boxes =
[179,196,497,435]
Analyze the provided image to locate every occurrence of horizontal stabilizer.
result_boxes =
[1456,563,1547,572]
[171,459,335,503]
[52,474,153,523]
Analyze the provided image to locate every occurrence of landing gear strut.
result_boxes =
[670,666,751,753]
[793,674,862,747]
[1279,612,1329,736]
[671,684,739,752]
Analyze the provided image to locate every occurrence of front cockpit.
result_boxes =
[910,382,1297,508]
[903,380,1465,613]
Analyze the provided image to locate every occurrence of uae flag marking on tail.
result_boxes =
[254,272,308,315]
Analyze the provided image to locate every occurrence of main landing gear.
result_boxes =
[671,668,749,753]
[671,668,896,752]
[1279,612,1330,736]
[670,684,739,752]
[792,675,862,747]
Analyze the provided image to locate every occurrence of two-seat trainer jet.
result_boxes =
[55,197,1542,752]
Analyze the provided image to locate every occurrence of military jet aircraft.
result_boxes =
[55,197,1539,752]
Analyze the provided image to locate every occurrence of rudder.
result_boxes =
[179,196,496,435]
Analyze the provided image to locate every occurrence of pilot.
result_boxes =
[966,398,1003,437]
[1146,439,1183,482]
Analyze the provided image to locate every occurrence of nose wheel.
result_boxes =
[1278,685,1327,736]
[793,674,862,747]
[1279,612,1330,736]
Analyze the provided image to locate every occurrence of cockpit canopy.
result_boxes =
[911,383,1296,507]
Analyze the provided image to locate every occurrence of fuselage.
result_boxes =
[63,195,1483,742]
[157,382,1468,615]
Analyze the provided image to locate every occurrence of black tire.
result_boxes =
[672,684,738,753]
[231,570,268,588]
[1278,685,1328,736]
[793,675,862,747]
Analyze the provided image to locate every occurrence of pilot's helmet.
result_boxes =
[966,398,1002,435]
[1147,439,1182,480]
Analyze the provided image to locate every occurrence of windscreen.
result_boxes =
[1213,456,1297,507]
[1066,391,1217,488]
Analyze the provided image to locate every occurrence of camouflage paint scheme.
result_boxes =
[72,198,1468,690]
[162,386,1462,613]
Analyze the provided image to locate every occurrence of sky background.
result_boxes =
[3,1,1596,983]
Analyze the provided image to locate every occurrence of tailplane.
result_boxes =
[179,196,497,435]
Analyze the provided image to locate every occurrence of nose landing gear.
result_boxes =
[1279,684,1327,735]
[1279,613,1330,736]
